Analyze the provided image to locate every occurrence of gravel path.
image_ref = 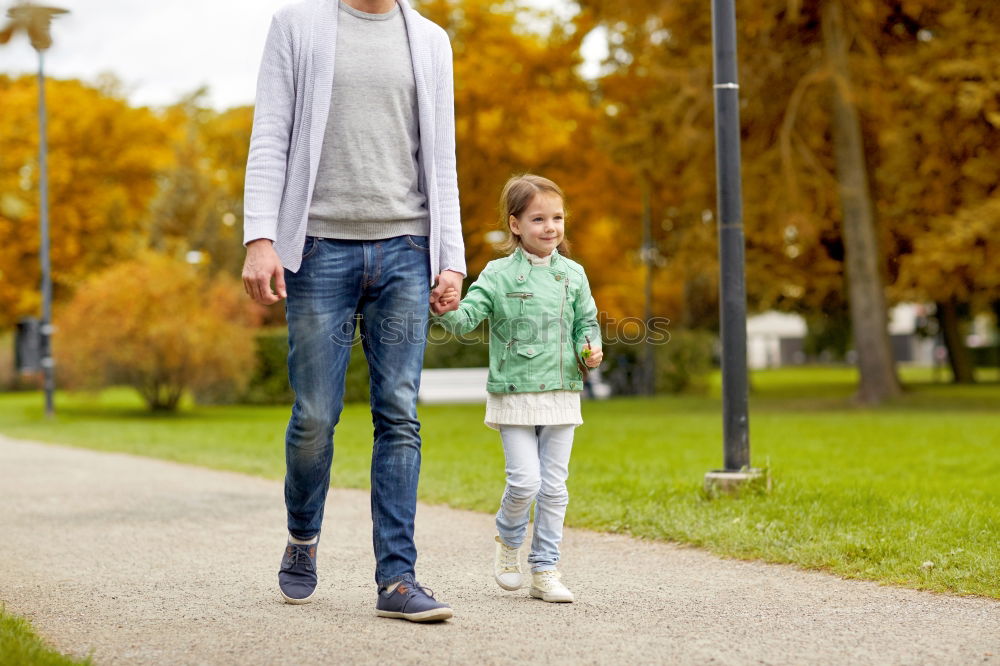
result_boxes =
[1,434,997,665]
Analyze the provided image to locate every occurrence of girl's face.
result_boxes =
[509,192,565,257]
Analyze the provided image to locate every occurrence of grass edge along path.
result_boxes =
[1,367,998,601]
[0,606,92,666]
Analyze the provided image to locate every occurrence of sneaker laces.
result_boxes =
[534,570,561,589]
[414,583,437,599]
[281,544,316,573]
[498,541,520,574]
[397,580,437,599]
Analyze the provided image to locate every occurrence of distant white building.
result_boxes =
[746,304,935,369]
[746,312,806,369]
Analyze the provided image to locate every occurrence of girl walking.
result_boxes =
[435,174,602,602]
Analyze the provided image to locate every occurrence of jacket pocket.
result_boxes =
[515,345,541,358]
[505,292,533,314]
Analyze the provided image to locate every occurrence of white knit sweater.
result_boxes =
[243,0,465,280]
[484,249,583,430]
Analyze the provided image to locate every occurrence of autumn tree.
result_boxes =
[579,0,999,396]
[876,1,1000,383]
[0,75,171,328]
[821,0,901,401]
[54,251,258,411]
[150,90,252,280]
[414,0,641,321]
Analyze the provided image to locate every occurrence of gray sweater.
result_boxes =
[243,0,465,279]
[307,2,428,239]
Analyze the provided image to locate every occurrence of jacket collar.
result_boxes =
[511,246,563,284]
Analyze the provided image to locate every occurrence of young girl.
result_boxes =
[434,174,602,603]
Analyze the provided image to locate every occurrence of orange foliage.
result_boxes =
[0,75,172,327]
[54,251,259,410]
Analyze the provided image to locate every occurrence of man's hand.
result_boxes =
[242,239,286,305]
[430,270,463,315]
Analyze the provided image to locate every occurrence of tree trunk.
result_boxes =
[822,0,901,405]
[936,299,975,384]
[993,299,1000,377]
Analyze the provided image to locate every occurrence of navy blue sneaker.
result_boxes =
[278,536,319,604]
[375,575,453,622]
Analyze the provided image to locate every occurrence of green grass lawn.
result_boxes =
[0,607,90,666]
[1,366,998,599]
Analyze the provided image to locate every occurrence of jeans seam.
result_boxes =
[362,325,384,584]
[361,243,369,289]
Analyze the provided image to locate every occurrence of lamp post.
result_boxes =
[1,1,69,418]
[704,0,765,494]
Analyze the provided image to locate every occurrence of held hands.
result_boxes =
[438,287,460,308]
[430,270,463,315]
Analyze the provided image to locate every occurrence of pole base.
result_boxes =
[703,468,770,497]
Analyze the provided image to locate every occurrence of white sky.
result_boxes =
[0,0,603,110]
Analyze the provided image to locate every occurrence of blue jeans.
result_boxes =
[283,234,431,588]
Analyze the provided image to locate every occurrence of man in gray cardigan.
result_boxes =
[241,0,464,623]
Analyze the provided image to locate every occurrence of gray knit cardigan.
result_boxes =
[243,0,466,279]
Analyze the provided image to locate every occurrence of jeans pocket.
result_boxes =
[405,235,430,252]
[301,236,320,260]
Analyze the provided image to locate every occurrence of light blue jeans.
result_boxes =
[495,424,575,572]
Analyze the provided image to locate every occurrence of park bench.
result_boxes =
[418,367,489,404]
[418,367,611,404]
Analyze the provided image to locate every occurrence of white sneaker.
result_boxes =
[529,570,574,603]
[493,536,523,590]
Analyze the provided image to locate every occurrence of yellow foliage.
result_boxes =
[0,75,172,327]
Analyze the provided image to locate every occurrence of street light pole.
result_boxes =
[37,47,55,417]
[641,175,655,396]
[704,0,763,493]
[1,2,69,418]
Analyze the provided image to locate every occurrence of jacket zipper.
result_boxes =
[506,292,533,315]
[558,279,568,386]
[499,338,516,371]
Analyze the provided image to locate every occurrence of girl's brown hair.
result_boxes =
[496,174,571,256]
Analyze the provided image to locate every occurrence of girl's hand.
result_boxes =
[583,344,603,368]
[439,287,460,307]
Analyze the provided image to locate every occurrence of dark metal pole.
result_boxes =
[711,0,749,470]
[38,49,55,417]
[641,176,655,395]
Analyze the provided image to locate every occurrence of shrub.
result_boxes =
[653,329,716,394]
[424,322,490,368]
[603,328,716,395]
[240,328,372,405]
[240,329,294,405]
[55,251,257,411]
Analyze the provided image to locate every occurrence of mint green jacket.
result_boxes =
[433,247,601,394]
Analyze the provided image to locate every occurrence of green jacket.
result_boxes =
[434,247,602,394]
